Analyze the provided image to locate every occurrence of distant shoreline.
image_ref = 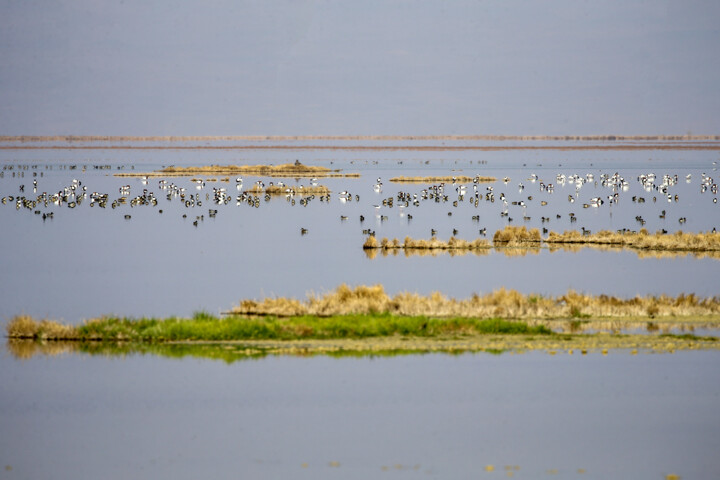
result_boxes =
[2,144,720,151]
[2,134,719,142]
[3,134,719,151]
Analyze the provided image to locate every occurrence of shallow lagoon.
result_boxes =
[1,139,719,479]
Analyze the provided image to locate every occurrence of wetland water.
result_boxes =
[1,350,719,479]
[0,139,718,322]
[1,138,719,478]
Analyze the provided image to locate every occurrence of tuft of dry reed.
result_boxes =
[389,175,496,183]
[493,226,542,245]
[6,315,78,340]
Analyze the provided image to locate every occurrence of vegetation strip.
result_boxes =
[7,285,719,351]
[545,229,720,251]
[229,284,720,320]
[364,226,720,253]
[7,314,551,342]
[115,163,360,178]
[4,135,720,142]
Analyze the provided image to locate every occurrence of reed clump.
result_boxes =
[6,315,78,340]
[363,235,379,249]
[493,226,542,245]
[389,175,496,183]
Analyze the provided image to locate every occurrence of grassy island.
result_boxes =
[6,285,720,358]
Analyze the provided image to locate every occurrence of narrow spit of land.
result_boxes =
[115,163,360,178]
[6,285,720,355]
[363,226,720,257]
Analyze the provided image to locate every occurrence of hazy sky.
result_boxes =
[1,0,718,135]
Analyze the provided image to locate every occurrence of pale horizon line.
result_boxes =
[2,134,719,143]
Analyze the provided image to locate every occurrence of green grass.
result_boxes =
[33,312,553,342]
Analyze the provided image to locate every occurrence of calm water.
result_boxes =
[1,140,719,479]
[0,141,718,322]
[1,348,719,479]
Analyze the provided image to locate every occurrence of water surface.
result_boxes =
[1,141,718,322]
[1,348,718,479]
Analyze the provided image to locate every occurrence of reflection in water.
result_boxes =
[366,243,720,260]
[8,329,720,363]
[547,243,720,260]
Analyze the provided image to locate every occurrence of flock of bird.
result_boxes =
[1,163,717,239]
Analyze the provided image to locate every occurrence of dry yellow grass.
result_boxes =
[231,284,720,320]
[6,315,78,340]
[389,175,496,183]
[546,229,720,252]
[372,229,720,257]
[365,247,493,259]
[493,226,542,245]
[362,235,492,251]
